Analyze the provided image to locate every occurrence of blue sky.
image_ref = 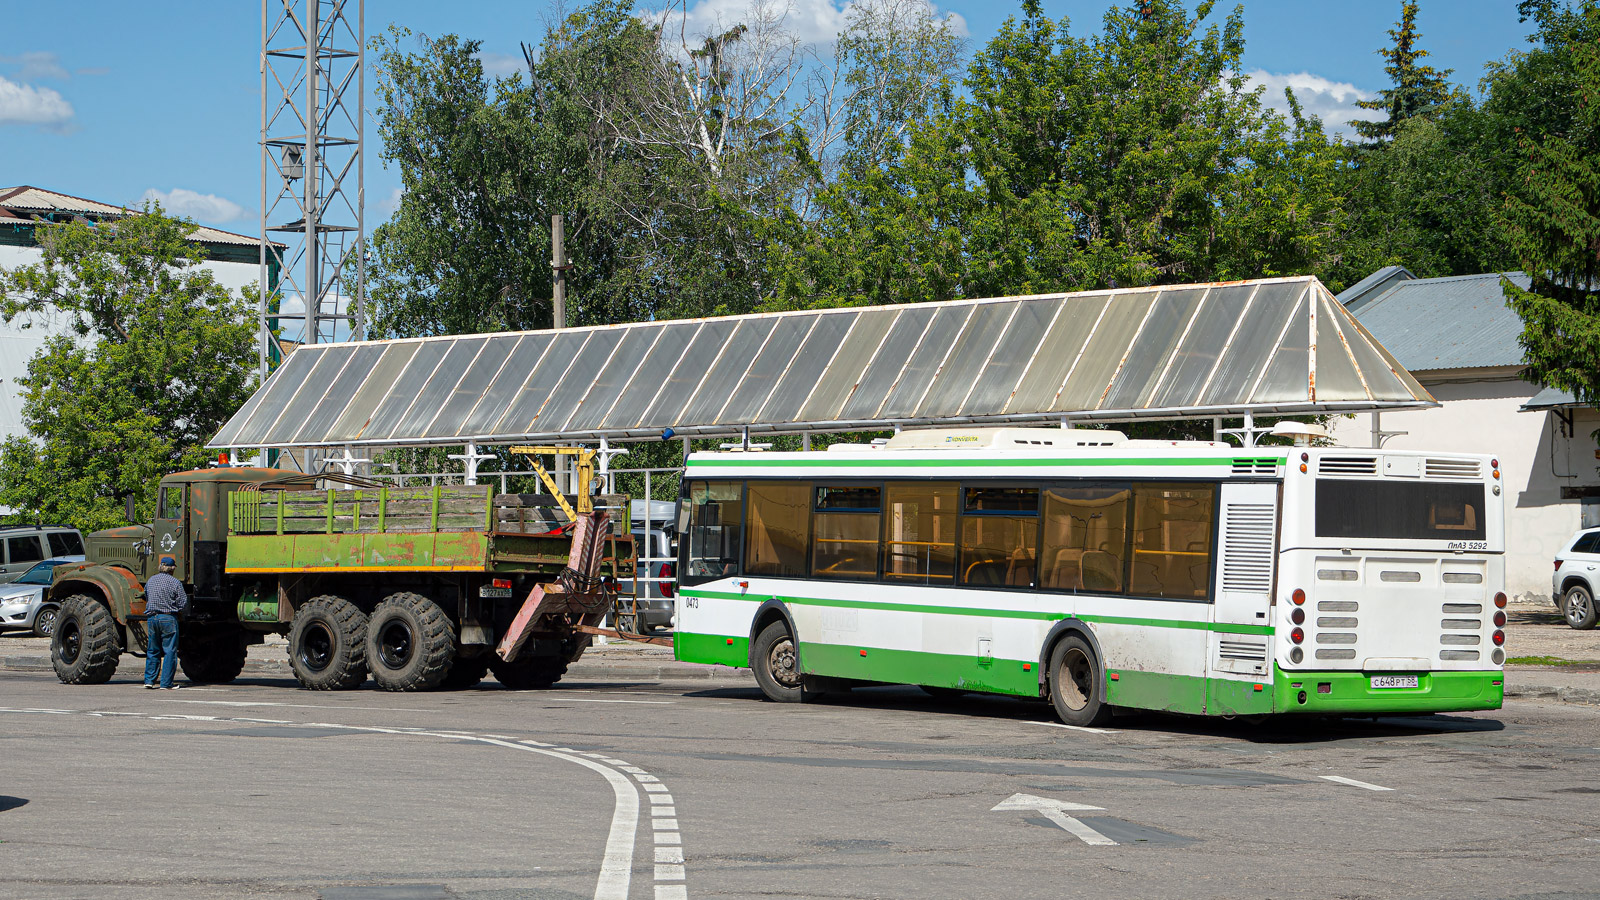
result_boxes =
[0,1,1538,237]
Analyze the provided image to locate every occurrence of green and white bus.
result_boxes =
[672,427,1506,724]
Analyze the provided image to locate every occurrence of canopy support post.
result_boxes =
[449,441,495,485]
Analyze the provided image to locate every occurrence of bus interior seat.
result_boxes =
[1081,550,1120,593]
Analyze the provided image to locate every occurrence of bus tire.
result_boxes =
[51,595,122,685]
[367,592,456,691]
[1048,634,1112,727]
[1563,583,1598,630]
[752,620,815,703]
[288,596,368,690]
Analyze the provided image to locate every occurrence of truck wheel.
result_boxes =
[440,655,490,690]
[751,620,817,703]
[178,628,249,684]
[367,592,456,691]
[288,596,368,690]
[52,595,121,685]
[1048,634,1113,727]
[1563,584,1598,630]
[490,654,568,690]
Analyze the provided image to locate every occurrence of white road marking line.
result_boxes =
[0,708,672,900]
[619,766,647,773]
[635,774,660,783]
[156,699,438,712]
[655,832,682,845]
[1026,720,1120,735]
[649,794,673,805]
[643,783,669,793]
[1038,807,1117,846]
[651,806,676,816]
[656,885,688,900]
[654,819,679,830]
[1320,775,1395,792]
[654,847,684,864]
[543,698,674,705]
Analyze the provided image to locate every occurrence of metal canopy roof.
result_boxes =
[209,275,1435,450]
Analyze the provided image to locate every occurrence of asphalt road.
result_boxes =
[2,667,1598,900]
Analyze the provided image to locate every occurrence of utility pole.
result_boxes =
[551,213,567,329]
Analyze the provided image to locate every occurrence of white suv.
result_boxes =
[1554,527,1600,629]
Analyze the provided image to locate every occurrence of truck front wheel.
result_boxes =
[367,592,455,691]
[179,627,249,684]
[288,596,368,690]
[52,595,121,685]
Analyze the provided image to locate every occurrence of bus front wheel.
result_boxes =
[752,621,816,703]
[1048,635,1113,727]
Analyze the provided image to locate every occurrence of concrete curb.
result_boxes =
[1,653,756,683]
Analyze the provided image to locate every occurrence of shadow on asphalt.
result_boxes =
[0,796,27,812]
[682,684,1507,743]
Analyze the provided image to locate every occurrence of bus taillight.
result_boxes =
[1290,607,1305,625]
[1492,630,1505,646]
[1494,592,1507,609]
[1494,610,1507,628]
[1290,627,1304,644]
[1291,588,1306,605]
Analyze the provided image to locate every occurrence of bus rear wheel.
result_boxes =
[752,620,816,703]
[1048,635,1112,727]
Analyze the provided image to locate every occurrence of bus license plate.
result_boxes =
[479,586,513,599]
[1371,675,1419,689]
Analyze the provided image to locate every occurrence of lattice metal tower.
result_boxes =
[259,0,365,374]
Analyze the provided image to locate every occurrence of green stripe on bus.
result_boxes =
[688,456,1262,470]
[680,587,1274,636]
[674,630,750,668]
[799,642,1042,697]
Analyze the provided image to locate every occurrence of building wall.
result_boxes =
[1330,377,1600,602]
[0,243,262,441]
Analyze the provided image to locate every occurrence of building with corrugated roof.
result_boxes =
[0,185,281,446]
[1334,269,1600,602]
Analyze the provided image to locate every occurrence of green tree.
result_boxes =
[1352,1,1455,144]
[773,0,1348,305]
[0,207,258,530]
[1503,1,1600,403]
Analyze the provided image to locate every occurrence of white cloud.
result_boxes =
[0,74,73,129]
[1,52,70,81]
[379,186,404,218]
[139,188,246,225]
[1244,69,1385,136]
[653,0,967,49]
[475,51,526,78]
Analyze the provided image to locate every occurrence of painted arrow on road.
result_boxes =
[991,793,1117,846]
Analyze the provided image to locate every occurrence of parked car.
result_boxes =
[0,525,85,584]
[617,500,678,634]
[1554,527,1600,629]
[0,555,86,637]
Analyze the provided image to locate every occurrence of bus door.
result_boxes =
[1208,482,1280,683]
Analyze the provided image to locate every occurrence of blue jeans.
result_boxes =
[143,614,179,688]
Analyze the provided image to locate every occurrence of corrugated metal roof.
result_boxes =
[1347,271,1531,372]
[209,275,1435,450]
[1337,264,1415,311]
[0,185,280,249]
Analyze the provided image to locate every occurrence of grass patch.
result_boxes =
[1507,655,1600,667]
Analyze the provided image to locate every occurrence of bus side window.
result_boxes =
[745,482,810,577]
[1128,483,1215,600]
[883,482,958,584]
[960,486,1038,587]
[685,480,744,582]
[812,486,881,580]
[1040,485,1130,594]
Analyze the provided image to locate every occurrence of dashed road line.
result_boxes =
[0,705,691,899]
[1320,775,1394,792]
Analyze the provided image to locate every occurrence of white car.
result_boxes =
[1554,528,1600,629]
[0,556,85,638]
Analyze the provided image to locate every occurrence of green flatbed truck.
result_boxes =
[48,466,631,691]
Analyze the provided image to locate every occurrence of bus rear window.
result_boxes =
[1315,480,1486,541]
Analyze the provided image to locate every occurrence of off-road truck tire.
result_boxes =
[178,627,249,684]
[490,653,568,690]
[440,655,491,690]
[52,594,122,685]
[288,595,368,690]
[367,592,456,691]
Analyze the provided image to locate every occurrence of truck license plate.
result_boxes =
[1370,675,1419,689]
[478,586,513,599]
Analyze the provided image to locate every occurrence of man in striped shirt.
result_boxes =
[143,556,187,689]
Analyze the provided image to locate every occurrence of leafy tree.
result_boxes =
[0,207,257,530]
[772,0,1348,305]
[1503,1,1600,403]
[1351,1,1455,143]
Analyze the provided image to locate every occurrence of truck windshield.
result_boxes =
[1315,480,1486,541]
